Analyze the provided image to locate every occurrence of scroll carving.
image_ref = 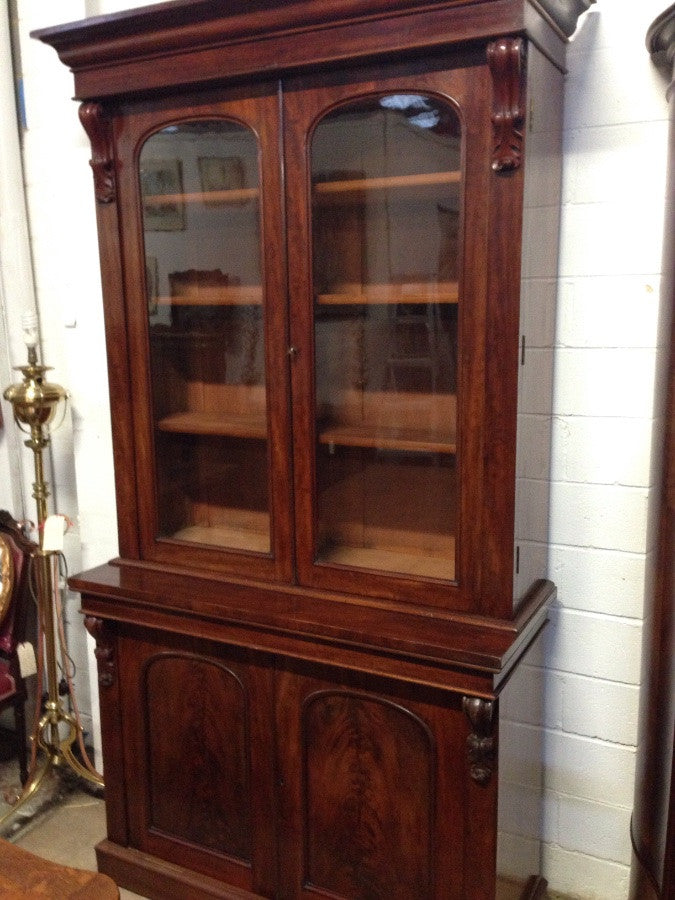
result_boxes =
[84,615,116,687]
[487,37,526,173]
[78,102,115,203]
[462,696,495,785]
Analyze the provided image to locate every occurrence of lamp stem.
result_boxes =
[34,551,61,748]
[29,421,50,531]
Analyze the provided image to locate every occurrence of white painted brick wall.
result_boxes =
[1,0,669,896]
[542,1,670,896]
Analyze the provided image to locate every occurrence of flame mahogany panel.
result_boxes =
[303,691,434,897]
[143,653,252,859]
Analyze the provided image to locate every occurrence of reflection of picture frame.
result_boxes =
[145,255,159,314]
[198,156,245,202]
[140,158,185,231]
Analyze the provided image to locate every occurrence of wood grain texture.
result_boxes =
[73,563,553,677]
[275,667,472,899]
[143,654,251,859]
[117,632,278,894]
[32,0,591,99]
[488,38,525,172]
[95,839,256,900]
[78,102,115,203]
[303,691,433,897]
[82,617,128,846]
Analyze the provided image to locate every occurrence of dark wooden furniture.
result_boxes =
[630,6,675,898]
[0,511,37,786]
[33,2,593,897]
[0,838,120,898]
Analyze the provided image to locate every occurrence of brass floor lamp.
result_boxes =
[0,313,103,828]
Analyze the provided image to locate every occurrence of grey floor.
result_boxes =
[6,787,146,899]
[5,788,567,900]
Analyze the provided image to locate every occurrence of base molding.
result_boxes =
[99,840,548,900]
[95,840,256,900]
[99,839,549,900]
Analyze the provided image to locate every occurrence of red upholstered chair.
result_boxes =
[0,511,37,785]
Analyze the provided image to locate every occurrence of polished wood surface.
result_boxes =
[72,564,554,679]
[32,0,596,99]
[33,1,594,896]
[630,6,675,898]
[0,838,119,899]
[275,669,472,898]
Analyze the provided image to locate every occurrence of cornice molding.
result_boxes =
[32,0,595,58]
[31,0,595,102]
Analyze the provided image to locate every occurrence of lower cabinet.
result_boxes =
[274,668,483,899]
[116,630,278,895]
[88,619,540,900]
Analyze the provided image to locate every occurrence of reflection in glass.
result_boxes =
[311,94,461,580]
[140,120,270,553]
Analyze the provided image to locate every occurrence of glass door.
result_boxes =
[285,65,479,608]
[140,120,269,553]
[311,94,460,581]
[119,89,293,581]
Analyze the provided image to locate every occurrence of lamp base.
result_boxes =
[0,701,103,829]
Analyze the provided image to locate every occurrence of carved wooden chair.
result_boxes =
[0,511,37,785]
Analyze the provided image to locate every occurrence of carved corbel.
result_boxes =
[462,696,495,785]
[78,102,116,203]
[84,615,116,688]
[487,37,526,173]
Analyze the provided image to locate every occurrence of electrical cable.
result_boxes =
[52,552,101,779]
[20,549,102,782]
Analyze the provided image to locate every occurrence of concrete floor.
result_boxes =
[6,788,569,900]
[10,789,146,900]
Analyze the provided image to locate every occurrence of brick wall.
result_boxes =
[541,2,669,895]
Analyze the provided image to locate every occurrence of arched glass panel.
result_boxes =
[311,94,461,581]
[140,119,270,553]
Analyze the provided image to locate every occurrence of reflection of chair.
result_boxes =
[0,511,37,785]
[386,303,439,393]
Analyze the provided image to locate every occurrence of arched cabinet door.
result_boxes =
[274,668,496,900]
[283,59,492,612]
[113,87,294,583]
[116,631,278,896]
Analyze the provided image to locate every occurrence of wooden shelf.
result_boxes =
[319,423,456,454]
[319,542,455,581]
[171,515,270,553]
[143,187,259,205]
[156,285,263,306]
[150,328,225,342]
[317,281,459,305]
[314,170,461,200]
[157,411,267,439]
[318,460,456,580]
